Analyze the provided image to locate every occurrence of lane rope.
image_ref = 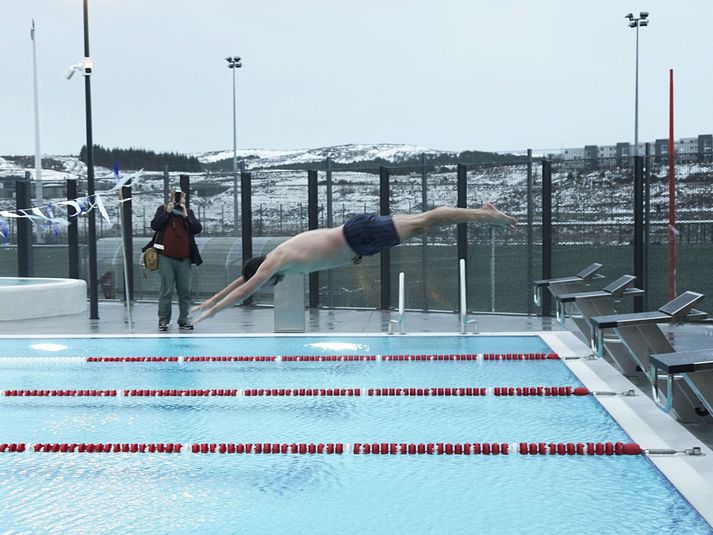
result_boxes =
[78,353,560,363]
[1,441,700,457]
[1,386,606,398]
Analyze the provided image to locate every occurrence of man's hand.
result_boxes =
[166,202,175,213]
[179,204,188,218]
[194,306,217,324]
[191,300,211,314]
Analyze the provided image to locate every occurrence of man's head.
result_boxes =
[242,256,283,286]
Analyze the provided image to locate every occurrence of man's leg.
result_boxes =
[175,258,192,326]
[392,203,516,241]
[157,256,175,325]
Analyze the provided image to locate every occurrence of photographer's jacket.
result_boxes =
[150,206,203,266]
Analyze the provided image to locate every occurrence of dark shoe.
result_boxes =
[178,322,194,331]
[158,321,169,332]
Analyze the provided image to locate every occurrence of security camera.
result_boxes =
[65,58,93,79]
[64,64,81,79]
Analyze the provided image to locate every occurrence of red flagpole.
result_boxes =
[668,69,676,299]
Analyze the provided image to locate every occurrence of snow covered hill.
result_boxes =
[1,144,712,243]
[194,143,452,167]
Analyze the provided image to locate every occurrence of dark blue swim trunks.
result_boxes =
[342,213,401,259]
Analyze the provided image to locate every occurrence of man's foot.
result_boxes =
[178,322,194,331]
[158,320,169,332]
[481,202,517,230]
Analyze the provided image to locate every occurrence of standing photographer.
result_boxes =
[150,190,202,331]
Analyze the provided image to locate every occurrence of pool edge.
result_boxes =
[540,330,713,528]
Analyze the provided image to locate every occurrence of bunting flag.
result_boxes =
[0,220,8,244]
[0,169,143,228]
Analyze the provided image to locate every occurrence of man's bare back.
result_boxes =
[194,202,516,323]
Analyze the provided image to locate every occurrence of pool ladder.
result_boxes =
[388,272,406,334]
[459,259,478,334]
[388,262,478,335]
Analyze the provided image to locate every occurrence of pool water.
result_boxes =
[0,277,60,287]
[0,335,711,534]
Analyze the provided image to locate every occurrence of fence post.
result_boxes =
[67,178,80,279]
[541,160,553,316]
[456,164,468,313]
[633,155,644,312]
[16,173,33,277]
[420,153,429,310]
[326,157,334,307]
[380,166,391,310]
[240,170,253,305]
[121,183,134,301]
[163,165,170,204]
[526,149,534,315]
[308,170,319,308]
[643,143,651,310]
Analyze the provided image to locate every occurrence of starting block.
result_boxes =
[273,273,306,332]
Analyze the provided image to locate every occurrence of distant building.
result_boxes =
[561,133,713,166]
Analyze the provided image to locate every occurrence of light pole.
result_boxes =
[66,0,98,319]
[226,56,242,237]
[626,12,649,157]
[30,20,43,209]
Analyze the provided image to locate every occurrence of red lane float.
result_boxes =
[1,441,644,456]
[492,386,590,397]
[0,443,26,452]
[368,387,488,397]
[188,441,640,455]
[243,388,361,397]
[3,390,117,397]
[3,386,591,398]
[518,442,642,455]
[87,357,179,362]
[184,356,277,362]
[282,355,377,362]
[483,353,559,361]
[30,443,183,453]
[85,353,561,363]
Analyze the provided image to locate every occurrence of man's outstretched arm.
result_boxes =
[195,257,280,323]
[192,276,245,314]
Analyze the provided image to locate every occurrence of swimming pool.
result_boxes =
[0,277,87,321]
[0,335,711,534]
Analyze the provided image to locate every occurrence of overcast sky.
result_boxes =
[2,0,712,156]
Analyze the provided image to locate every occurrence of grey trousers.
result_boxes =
[157,256,192,324]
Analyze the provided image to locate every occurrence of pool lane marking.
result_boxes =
[0,441,702,457]
[0,353,563,364]
[1,386,630,398]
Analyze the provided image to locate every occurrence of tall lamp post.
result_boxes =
[226,56,242,237]
[30,20,44,209]
[626,12,649,157]
[66,0,98,319]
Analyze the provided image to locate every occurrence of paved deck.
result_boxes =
[0,301,566,335]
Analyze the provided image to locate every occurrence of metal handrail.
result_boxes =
[388,272,405,335]
[459,259,478,334]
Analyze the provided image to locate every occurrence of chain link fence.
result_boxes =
[1,153,711,315]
